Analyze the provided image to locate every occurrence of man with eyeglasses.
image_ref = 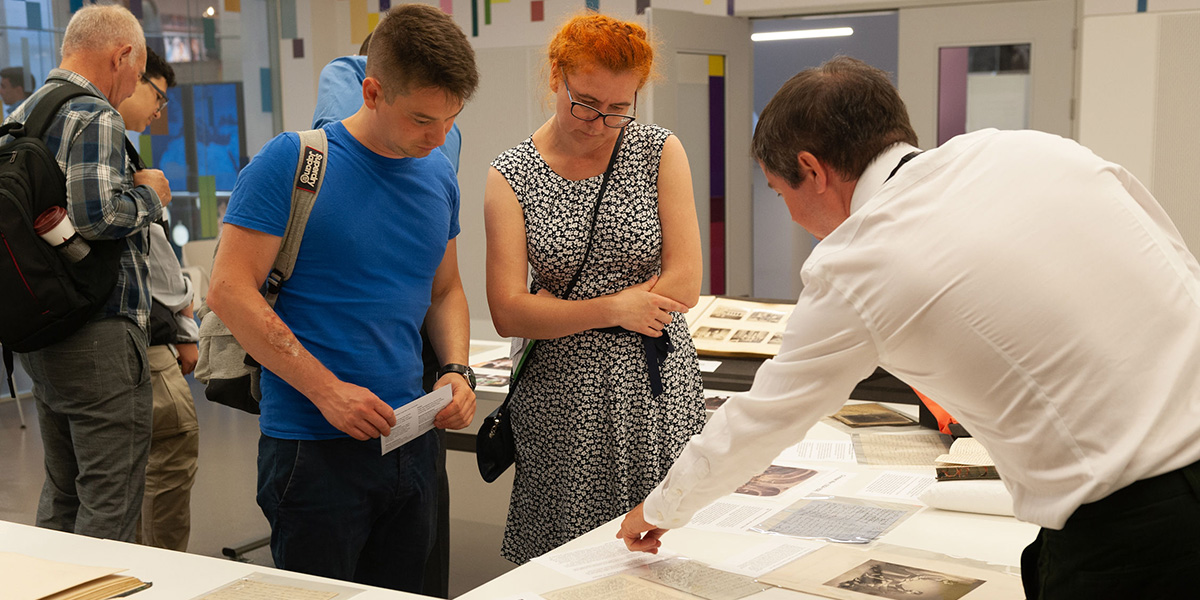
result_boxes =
[115,47,199,553]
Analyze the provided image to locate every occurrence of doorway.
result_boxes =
[751,11,900,300]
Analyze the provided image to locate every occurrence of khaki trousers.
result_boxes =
[137,344,200,552]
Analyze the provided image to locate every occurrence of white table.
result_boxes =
[456,405,1038,599]
[0,520,435,599]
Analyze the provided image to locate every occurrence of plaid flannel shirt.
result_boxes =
[2,69,163,331]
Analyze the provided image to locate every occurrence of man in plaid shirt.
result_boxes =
[3,5,171,542]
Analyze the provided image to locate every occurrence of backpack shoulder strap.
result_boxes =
[21,82,96,139]
[264,128,327,307]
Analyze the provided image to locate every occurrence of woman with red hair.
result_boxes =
[485,13,706,563]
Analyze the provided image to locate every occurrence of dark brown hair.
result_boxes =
[366,4,478,103]
[752,56,917,186]
[144,47,175,88]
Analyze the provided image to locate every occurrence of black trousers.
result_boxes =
[1021,460,1200,600]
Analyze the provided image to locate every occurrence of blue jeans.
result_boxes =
[19,317,152,542]
[257,429,439,592]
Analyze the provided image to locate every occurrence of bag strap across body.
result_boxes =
[500,127,626,406]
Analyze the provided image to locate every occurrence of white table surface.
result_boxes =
[456,403,1038,599]
[0,520,435,599]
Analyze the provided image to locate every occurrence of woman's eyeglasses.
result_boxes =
[561,69,636,129]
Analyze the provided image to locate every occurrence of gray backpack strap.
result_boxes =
[264,128,327,307]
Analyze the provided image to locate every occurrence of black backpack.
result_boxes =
[1,83,125,394]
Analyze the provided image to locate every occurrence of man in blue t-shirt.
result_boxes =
[311,26,464,599]
[206,4,479,593]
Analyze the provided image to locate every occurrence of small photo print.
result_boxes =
[747,310,786,323]
[472,357,513,370]
[824,559,985,600]
[476,374,511,388]
[709,304,748,320]
[735,465,818,497]
[730,330,768,344]
[705,395,730,411]
[768,333,784,345]
[694,326,732,341]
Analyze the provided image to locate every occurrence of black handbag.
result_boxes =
[476,128,625,483]
[475,342,532,482]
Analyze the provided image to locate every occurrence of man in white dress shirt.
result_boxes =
[618,57,1200,599]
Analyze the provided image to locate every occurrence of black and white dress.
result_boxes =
[491,122,706,564]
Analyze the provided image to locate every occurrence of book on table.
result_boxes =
[687,295,795,358]
[3,552,149,600]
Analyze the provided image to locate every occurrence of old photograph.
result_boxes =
[694,326,732,341]
[730,330,768,344]
[736,465,818,497]
[825,560,984,600]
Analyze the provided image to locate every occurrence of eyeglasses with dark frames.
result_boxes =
[141,75,169,112]
[560,69,636,129]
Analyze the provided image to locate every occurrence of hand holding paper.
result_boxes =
[381,386,452,455]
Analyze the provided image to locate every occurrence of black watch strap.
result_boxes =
[439,363,475,390]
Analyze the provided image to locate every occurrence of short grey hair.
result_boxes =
[61,4,145,61]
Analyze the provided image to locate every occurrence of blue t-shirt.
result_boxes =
[311,55,462,173]
[223,121,461,439]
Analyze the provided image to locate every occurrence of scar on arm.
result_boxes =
[261,305,306,359]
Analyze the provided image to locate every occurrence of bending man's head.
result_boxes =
[752,56,917,187]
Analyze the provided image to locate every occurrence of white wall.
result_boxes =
[1079,5,1200,254]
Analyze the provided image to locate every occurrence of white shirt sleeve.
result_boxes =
[643,274,881,528]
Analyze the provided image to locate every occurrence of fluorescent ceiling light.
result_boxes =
[752,27,854,42]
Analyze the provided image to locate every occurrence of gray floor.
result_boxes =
[0,375,515,598]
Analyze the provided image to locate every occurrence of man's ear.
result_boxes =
[797,151,829,193]
[113,44,134,70]
[361,77,383,110]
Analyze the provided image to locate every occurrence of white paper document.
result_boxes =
[380,385,452,455]
[758,500,913,544]
[713,538,825,577]
[859,471,937,501]
[697,359,722,372]
[778,439,857,463]
[193,572,363,599]
[688,500,780,532]
[637,557,771,600]
[531,540,676,582]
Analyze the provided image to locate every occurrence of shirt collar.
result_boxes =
[848,141,920,216]
[45,68,112,108]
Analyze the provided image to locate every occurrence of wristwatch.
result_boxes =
[438,363,476,390]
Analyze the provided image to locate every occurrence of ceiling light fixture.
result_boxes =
[751,27,854,42]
